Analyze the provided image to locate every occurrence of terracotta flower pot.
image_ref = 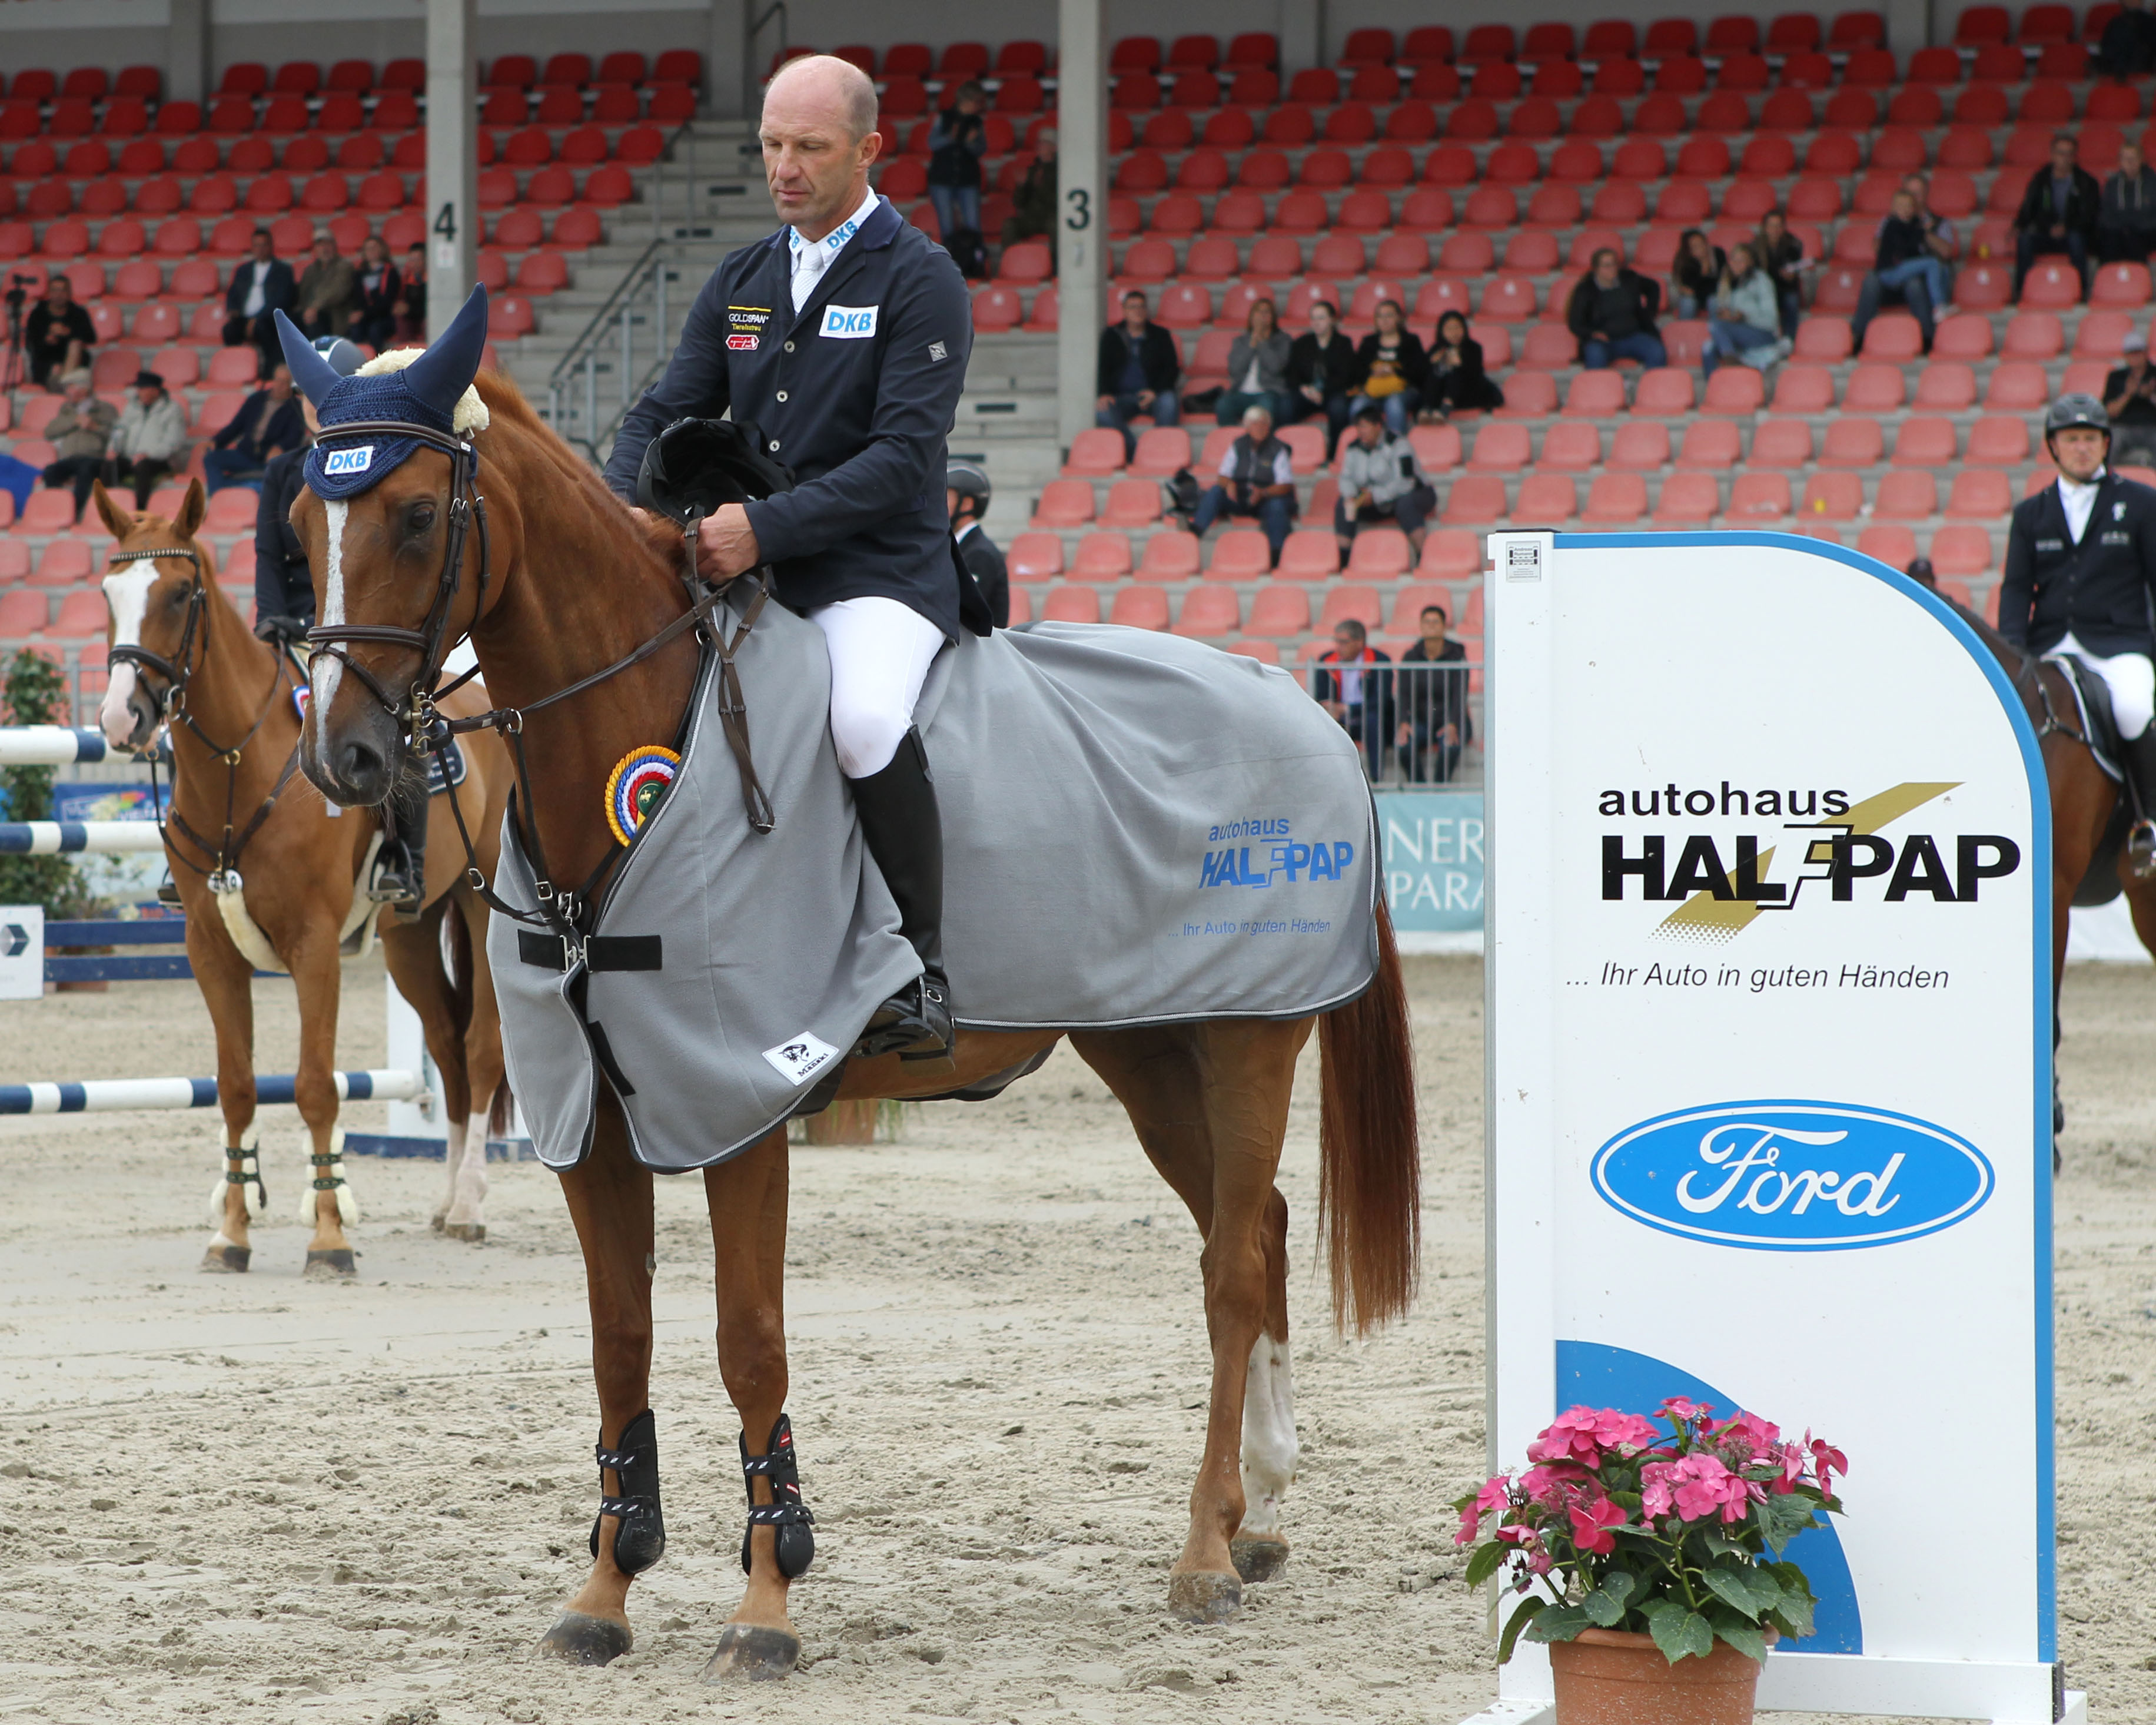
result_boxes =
[1549,1627,1765,1725]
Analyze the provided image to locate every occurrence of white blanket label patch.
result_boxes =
[820,304,879,339]
[762,1030,840,1085]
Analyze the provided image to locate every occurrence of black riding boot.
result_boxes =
[2128,727,2156,878]
[370,774,428,912]
[849,728,955,1064]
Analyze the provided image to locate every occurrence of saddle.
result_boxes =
[635,417,795,522]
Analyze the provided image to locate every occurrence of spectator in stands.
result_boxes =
[392,241,428,343]
[2100,142,2156,265]
[104,370,187,510]
[202,364,304,495]
[36,370,117,524]
[1753,207,1809,336]
[1703,243,1788,377]
[295,233,360,341]
[222,229,297,380]
[1215,297,1294,427]
[1395,603,1473,784]
[1287,298,1357,446]
[24,276,94,392]
[2104,330,2156,468]
[347,237,403,351]
[1852,186,1949,354]
[1094,288,1181,458]
[1566,248,1666,371]
[946,461,1006,629]
[926,81,988,245]
[1424,310,1503,416]
[1902,172,1960,283]
[1670,229,1726,320]
[2098,0,2156,77]
[1002,127,1057,263]
[1905,556,1938,589]
[2014,133,2101,298]
[1333,402,1436,562]
[1348,298,1429,436]
[1313,618,1393,781]
[1191,402,1295,566]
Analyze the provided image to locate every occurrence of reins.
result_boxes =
[302,420,776,966]
[107,543,305,891]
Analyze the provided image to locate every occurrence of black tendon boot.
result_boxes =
[739,1414,816,1579]
[2129,727,2156,878]
[590,1408,667,1574]
[369,772,428,913]
[849,728,955,1065]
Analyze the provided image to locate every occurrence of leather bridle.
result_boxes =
[296,420,776,964]
[105,541,304,892]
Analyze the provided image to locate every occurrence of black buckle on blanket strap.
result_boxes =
[516,930,663,973]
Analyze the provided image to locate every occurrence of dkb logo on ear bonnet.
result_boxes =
[275,285,494,500]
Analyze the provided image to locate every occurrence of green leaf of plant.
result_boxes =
[1698,1567,1765,1621]
[1646,1605,1716,1664]
[1582,1583,1629,1627]
[1768,1589,1815,1638]
[1496,1597,1546,1665]
[1710,1613,1769,1663]
[1524,1604,1594,1644]
[1463,1541,1506,1588]
[1702,1530,1748,1560]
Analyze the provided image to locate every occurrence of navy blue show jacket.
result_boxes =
[1999,470,2156,659]
[603,196,985,639]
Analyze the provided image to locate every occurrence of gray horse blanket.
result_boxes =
[489,599,1379,1172]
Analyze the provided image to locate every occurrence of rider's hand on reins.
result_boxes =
[696,506,760,580]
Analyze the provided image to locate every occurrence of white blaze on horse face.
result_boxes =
[97,566,158,748]
[310,499,351,729]
[1238,1333,1297,1540]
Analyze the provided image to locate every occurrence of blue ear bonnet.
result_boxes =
[275,283,489,500]
[301,372,456,499]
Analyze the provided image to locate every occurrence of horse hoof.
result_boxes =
[303,1248,357,1282]
[1231,1535,1290,1584]
[700,1623,801,1683]
[537,1611,632,1666]
[430,1212,447,1233]
[198,1243,250,1274]
[1167,1570,1243,1624]
[444,1222,486,1242]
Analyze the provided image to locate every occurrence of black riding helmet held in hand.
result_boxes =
[634,417,795,525]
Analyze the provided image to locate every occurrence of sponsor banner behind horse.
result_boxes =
[1485,532,2057,1719]
[1377,789,1483,949]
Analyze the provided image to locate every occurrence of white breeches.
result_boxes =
[2052,633,2156,738]
[811,596,946,778]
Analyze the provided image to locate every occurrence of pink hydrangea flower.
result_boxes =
[1806,1432,1849,1490]
[1642,1451,1755,1523]
[1721,1411,1780,1457]
[1528,1405,1666,1465]
[1657,1396,1714,1427]
[1567,1494,1629,1556]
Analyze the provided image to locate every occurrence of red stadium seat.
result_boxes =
[1750,420,1814,468]
[1634,369,1697,417]
[1874,471,1940,520]
[1946,469,2014,519]
[1607,423,1672,470]
[1702,369,1768,416]
[1655,473,1721,523]
[2022,261,2084,309]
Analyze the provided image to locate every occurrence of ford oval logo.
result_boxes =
[1590,1101,1994,1251]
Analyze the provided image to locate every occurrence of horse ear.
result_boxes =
[275,310,342,407]
[89,479,134,545]
[174,477,207,539]
[399,284,489,422]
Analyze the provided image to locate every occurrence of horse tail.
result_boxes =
[1317,896,1421,1335]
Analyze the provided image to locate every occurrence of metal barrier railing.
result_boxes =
[1303,657,1483,786]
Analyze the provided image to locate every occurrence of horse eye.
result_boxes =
[408,501,437,533]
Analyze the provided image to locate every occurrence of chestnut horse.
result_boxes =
[293,373,1421,1676]
[92,479,517,1273]
[1962,601,2156,1139]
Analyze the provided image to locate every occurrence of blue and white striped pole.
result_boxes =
[0,821,168,855]
[0,1068,424,1117]
[0,727,119,767]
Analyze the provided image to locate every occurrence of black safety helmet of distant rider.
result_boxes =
[947,460,991,520]
[2044,392,2111,446]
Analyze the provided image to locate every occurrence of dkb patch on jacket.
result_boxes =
[489,601,1380,1173]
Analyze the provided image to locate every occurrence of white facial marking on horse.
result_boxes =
[308,500,351,772]
[98,566,158,748]
[1238,1333,1297,1538]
